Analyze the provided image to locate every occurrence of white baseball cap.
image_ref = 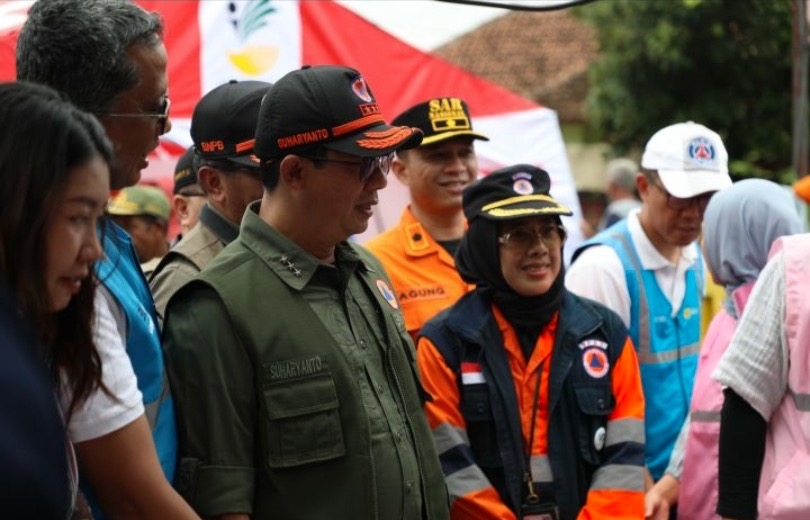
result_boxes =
[641,121,731,198]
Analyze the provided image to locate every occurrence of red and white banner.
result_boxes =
[0,0,583,249]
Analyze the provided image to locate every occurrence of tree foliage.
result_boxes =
[575,0,795,181]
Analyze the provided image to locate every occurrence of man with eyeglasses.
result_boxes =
[150,79,269,325]
[365,97,488,341]
[163,65,450,520]
[566,122,732,519]
[15,2,195,518]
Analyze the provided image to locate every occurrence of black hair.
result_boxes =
[16,0,163,115]
[0,81,114,418]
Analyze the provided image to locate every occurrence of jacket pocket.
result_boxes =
[461,384,500,468]
[574,384,615,465]
[262,372,346,468]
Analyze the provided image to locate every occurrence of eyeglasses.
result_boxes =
[104,97,171,135]
[498,224,567,250]
[302,153,394,183]
[648,176,714,212]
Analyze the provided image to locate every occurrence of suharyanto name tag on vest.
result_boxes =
[461,361,486,385]
[267,356,324,381]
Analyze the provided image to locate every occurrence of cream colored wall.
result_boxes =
[565,142,610,193]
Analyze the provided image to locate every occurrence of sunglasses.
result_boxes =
[303,153,394,183]
[104,97,171,136]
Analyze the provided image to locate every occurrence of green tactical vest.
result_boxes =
[196,240,449,520]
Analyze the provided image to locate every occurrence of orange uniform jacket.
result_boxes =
[365,206,472,338]
[417,291,646,520]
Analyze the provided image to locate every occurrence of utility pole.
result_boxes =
[792,0,809,178]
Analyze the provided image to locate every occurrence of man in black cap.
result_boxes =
[170,146,206,244]
[163,65,450,520]
[150,79,270,324]
[365,97,488,340]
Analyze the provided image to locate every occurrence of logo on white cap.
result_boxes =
[640,122,732,198]
[686,136,717,169]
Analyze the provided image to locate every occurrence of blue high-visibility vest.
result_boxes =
[85,220,177,518]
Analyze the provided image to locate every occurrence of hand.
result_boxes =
[645,486,670,520]
[644,473,679,520]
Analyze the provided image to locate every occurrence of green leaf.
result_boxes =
[239,0,276,40]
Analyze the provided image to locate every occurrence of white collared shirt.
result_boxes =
[565,210,700,328]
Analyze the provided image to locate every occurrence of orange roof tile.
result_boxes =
[434,10,597,123]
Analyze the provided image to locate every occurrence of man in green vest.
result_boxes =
[163,65,450,520]
[149,80,270,325]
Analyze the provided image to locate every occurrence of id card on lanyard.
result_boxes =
[522,362,559,520]
[522,501,559,520]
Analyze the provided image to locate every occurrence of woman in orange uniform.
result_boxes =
[417,164,646,520]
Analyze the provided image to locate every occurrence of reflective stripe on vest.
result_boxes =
[790,387,810,411]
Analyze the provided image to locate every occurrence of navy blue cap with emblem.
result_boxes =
[462,164,573,222]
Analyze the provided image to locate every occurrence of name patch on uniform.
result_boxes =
[582,348,609,379]
[461,361,485,385]
[398,285,446,302]
[267,356,324,381]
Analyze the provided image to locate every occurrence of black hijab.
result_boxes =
[455,217,565,358]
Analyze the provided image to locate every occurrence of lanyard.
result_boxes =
[523,361,544,504]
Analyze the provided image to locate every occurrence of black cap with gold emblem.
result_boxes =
[392,97,489,146]
[463,164,572,221]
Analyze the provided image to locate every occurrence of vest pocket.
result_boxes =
[462,384,500,468]
[262,372,346,468]
[574,384,614,465]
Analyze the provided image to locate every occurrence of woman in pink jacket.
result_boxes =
[646,178,802,519]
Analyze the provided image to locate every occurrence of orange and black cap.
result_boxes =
[191,79,272,169]
[255,65,423,160]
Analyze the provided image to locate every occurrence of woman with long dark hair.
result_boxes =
[0,81,110,517]
[0,81,199,520]
[0,81,110,420]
